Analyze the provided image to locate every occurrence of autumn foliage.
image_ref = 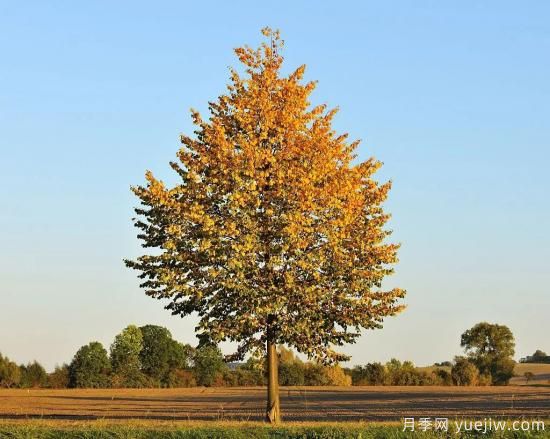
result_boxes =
[127,28,405,421]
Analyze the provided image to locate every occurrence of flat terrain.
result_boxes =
[0,386,549,422]
[512,363,550,385]
[418,363,550,386]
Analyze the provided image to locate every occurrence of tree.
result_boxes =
[324,365,352,386]
[69,342,111,388]
[460,322,515,385]
[434,369,453,386]
[109,325,148,387]
[434,361,452,367]
[530,350,550,363]
[352,363,386,385]
[0,353,21,388]
[524,371,535,384]
[303,363,331,386]
[126,28,405,423]
[138,325,192,386]
[48,364,70,388]
[233,366,264,386]
[20,361,48,388]
[166,369,196,388]
[278,362,304,386]
[278,347,305,386]
[193,344,226,387]
[110,325,143,372]
[238,357,266,386]
[451,356,479,386]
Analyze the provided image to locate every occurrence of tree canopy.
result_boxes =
[69,342,111,388]
[126,28,404,364]
[139,325,191,385]
[460,322,515,385]
[126,28,405,422]
[110,325,143,373]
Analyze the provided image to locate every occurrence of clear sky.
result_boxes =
[1,1,549,371]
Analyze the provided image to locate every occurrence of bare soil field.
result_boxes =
[0,386,549,422]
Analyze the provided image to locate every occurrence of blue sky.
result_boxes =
[1,1,549,371]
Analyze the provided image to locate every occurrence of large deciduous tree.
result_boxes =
[127,28,405,422]
[460,322,516,385]
[69,342,111,388]
[138,325,191,386]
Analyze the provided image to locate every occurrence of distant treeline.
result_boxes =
[0,324,352,389]
[519,350,550,364]
[0,323,541,389]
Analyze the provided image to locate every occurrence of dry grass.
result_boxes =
[0,385,549,423]
[513,363,550,385]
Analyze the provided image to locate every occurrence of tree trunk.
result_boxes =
[266,320,281,423]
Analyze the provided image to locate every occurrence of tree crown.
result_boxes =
[127,28,405,364]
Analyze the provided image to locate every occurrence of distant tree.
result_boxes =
[279,362,305,386]
[477,372,493,386]
[0,353,21,388]
[385,359,427,385]
[110,325,143,373]
[278,347,305,386]
[451,356,479,386]
[139,325,173,381]
[139,325,193,386]
[193,344,226,387]
[20,361,48,388]
[278,347,298,364]
[396,360,434,385]
[166,369,196,388]
[324,365,352,386]
[126,28,406,423]
[491,356,516,385]
[351,363,386,385]
[434,361,452,368]
[69,342,111,388]
[530,350,550,363]
[48,364,70,388]
[170,342,194,371]
[304,363,331,386]
[460,322,515,385]
[434,369,453,386]
[109,325,148,388]
[233,366,264,386]
[524,371,535,384]
[238,357,266,386]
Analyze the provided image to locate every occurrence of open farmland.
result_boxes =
[512,363,550,385]
[0,386,549,422]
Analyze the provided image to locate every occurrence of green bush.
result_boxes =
[451,357,480,386]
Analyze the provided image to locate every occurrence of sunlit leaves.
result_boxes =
[126,29,405,364]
